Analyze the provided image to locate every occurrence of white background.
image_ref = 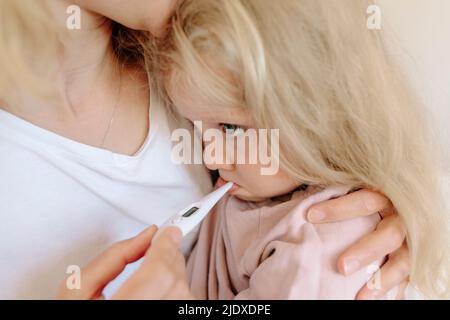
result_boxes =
[379,0,450,173]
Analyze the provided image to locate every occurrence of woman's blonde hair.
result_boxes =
[0,0,147,107]
[0,0,59,103]
[160,0,450,298]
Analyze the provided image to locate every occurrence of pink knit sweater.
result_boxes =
[187,185,386,299]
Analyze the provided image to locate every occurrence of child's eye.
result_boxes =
[220,123,246,136]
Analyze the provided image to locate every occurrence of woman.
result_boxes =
[0,0,409,299]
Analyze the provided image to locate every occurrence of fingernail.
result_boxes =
[343,258,360,275]
[137,225,156,237]
[307,209,326,222]
[146,225,158,233]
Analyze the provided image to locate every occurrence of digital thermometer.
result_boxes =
[160,182,234,236]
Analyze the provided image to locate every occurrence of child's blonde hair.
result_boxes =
[160,0,450,298]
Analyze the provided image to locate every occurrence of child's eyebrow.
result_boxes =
[200,111,251,126]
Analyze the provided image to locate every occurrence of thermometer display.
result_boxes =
[160,182,233,236]
[182,206,199,217]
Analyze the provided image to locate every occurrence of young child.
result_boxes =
[157,0,450,299]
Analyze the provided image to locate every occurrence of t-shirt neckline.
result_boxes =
[0,91,159,165]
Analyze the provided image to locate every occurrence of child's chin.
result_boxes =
[232,190,267,202]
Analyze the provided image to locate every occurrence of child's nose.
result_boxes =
[203,144,235,172]
[204,161,234,172]
[202,133,236,171]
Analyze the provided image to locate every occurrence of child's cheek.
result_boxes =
[237,164,300,200]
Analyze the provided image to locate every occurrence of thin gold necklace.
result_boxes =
[65,52,123,149]
[99,69,122,148]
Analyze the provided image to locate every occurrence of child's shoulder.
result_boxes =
[190,185,383,299]
[219,185,373,230]
[217,185,381,260]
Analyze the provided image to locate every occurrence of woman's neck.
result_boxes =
[50,0,118,117]
[4,0,150,155]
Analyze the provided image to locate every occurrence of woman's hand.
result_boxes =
[57,225,194,300]
[74,0,182,36]
[307,189,410,299]
[112,226,194,300]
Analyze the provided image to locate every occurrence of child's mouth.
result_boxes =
[217,176,240,194]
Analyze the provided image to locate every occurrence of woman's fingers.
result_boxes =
[155,228,195,300]
[337,214,406,275]
[112,226,194,300]
[307,189,392,223]
[146,226,183,259]
[57,225,157,299]
[306,187,410,299]
[320,189,411,299]
[394,280,410,300]
[162,280,195,300]
[356,244,410,300]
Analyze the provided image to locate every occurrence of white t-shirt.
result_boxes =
[0,92,212,299]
